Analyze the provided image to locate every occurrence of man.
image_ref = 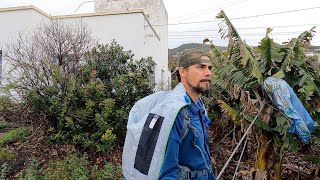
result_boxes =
[159,49,216,179]
[122,49,216,180]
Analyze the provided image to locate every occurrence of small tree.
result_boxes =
[84,41,154,141]
[5,20,94,100]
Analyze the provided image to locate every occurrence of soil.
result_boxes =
[208,122,320,180]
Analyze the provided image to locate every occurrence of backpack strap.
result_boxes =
[181,106,190,140]
[179,106,213,180]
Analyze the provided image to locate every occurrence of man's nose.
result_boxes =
[205,67,212,77]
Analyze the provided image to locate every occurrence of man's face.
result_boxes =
[180,56,212,94]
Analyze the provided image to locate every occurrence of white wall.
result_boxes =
[61,13,146,59]
[0,8,50,85]
[0,6,166,90]
[95,0,170,90]
[0,9,49,42]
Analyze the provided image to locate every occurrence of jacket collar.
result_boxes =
[174,83,206,115]
[187,94,205,115]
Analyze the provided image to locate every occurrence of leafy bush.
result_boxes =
[85,41,154,140]
[8,20,154,151]
[25,40,153,151]
[0,127,28,147]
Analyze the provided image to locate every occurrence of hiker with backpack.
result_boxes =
[122,49,217,180]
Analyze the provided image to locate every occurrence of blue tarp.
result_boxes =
[264,77,315,142]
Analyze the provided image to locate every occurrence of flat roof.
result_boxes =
[0,5,144,18]
[0,5,160,40]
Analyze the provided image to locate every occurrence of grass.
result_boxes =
[42,154,89,180]
[91,162,123,180]
[304,154,320,164]
[19,154,123,180]
[0,127,28,147]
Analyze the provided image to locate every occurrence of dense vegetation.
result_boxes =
[0,11,319,179]
[0,21,154,179]
[203,10,320,179]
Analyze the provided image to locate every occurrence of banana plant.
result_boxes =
[208,10,319,179]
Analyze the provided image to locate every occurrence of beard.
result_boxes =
[187,79,211,94]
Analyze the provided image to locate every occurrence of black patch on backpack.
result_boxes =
[134,113,164,175]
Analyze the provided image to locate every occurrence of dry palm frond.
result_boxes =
[229,84,241,100]
[217,100,242,125]
[261,105,273,124]
[240,90,259,115]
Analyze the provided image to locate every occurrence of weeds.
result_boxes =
[0,163,11,180]
[0,127,28,147]
[18,154,123,180]
[0,148,15,161]
[304,154,320,164]
[91,162,123,180]
[0,121,8,130]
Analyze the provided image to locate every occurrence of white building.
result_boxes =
[0,0,170,91]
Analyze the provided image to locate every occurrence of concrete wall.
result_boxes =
[0,8,51,85]
[0,6,167,90]
[95,0,170,89]
[0,9,49,42]
[60,13,146,59]
[95,0,167,35]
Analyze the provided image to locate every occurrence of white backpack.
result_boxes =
[122,83,190,180]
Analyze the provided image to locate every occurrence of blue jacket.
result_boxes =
[159,95,216,180]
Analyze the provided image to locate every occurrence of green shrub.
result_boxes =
[25,41,153,152]
[0,127,28,147]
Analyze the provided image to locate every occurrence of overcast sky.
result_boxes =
[163,0,320,48]
[0,0,319,48]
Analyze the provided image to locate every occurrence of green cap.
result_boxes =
[179,49,211,67]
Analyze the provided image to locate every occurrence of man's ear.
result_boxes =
[179,67,187,79]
